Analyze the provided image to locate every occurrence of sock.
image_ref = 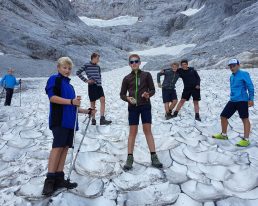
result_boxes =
[151,152,156,155]
[55,171,65,177]
[100,116,105,120]
[169,109,172,113]
[243,137,249,140]
[222,133,227,136]
[195,113,200,117]
[47,172,56,179]
[128,154,133,156]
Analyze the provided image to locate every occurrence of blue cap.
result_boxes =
[228,59,240,66]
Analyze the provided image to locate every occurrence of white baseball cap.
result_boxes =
[228,59,240,66]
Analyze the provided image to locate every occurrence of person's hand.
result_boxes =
[142,92,150,99]
[195,85,200,89]
[87,80,95,85]
[127,97,136,104]
[72,97,81,106]
[160,69,164,73]
[88,108,97,116]
[158,83,162,88]
[248,101,254,107]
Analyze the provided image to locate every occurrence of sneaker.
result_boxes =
[212,133,228,140]
[236,139,250,147]
[171,111,178,118]
[165,113,172,120]
[42,178,55,196]
[100,117,112,125]
[151,154,163,169]
[55,176,78,190]
[123,155,134,171]
[92,119,96,125]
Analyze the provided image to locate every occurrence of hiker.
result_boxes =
[157,62,180,120]
[76,52,112,125]
[171,59,201,121]
[0,68,20,106]
[120,54,163,170]
[43,57,95,196]
[213,59,255,147]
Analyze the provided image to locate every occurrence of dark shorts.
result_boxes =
[162,88,177,103]
[88,84,104,102]
[52,127,74,148]
[221,101,249,119]
[128,104,152,125]
[182,87,201,101]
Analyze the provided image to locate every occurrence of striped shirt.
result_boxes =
[76,62,102,86]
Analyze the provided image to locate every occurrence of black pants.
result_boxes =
[4,88,14,106]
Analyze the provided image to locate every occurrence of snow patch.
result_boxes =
[131,44,196,56]
[181,5,205,16]
[79,15,138,27]
[0,51,4,55]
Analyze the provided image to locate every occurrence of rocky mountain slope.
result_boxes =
[0,0,136,77]
[72,0,258,70]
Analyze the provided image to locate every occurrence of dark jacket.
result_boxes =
[76,62,102,86]
[120,70,155,107]
[45,73,78,130]
[157,69,179,89]
[178,67,200,88]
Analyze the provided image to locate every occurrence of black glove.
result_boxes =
[88,108,93,115]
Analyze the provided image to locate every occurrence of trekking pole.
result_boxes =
[19,79,21,107]
[67,112,92,183]
[67,96,80,183]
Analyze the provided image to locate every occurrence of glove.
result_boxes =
[19,79,21,84]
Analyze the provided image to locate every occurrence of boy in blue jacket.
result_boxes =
[0,68,20,106]
[43,57,95,196]
[213,59,255,147]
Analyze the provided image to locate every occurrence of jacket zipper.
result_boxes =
[135,72,138,106]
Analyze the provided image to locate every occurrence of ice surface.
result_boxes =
[131,44,196,57]
[181,5,205,16]
[79,15,138,27]
[0,67,257,205]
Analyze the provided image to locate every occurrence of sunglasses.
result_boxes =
[129,60,140,64]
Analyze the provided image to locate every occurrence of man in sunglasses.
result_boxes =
[120,54,163,170]
[213,59,255,147]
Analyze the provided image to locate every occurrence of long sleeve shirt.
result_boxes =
[230,69,255,102]
[120,70,155,107]
[178,67,201,88]
[76,62,102,86]
[0,74,19,89]
[157,69,179,89]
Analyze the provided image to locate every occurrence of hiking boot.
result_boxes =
[100,116,112,125]
[123,155,134,171]
[171,111,178,118]
[212,133,228,140]
[55,176,78,190]
[236,139,250,147]
[165,113,172,120]
[151,154,163,169]
[92,119,96,125]
[195,113,201,121]
[42,178,55,196]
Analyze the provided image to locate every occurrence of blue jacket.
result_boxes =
[45,73,78,130]
[0,74,19,89]
[230,69,254,102]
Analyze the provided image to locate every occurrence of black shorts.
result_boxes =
[221,101,249,119]
[88,84,104,102]
[182,88,201,101]
[162,88,177,103]
[52,127,74,148]
[128,104,152,125]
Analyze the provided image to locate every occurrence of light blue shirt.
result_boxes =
[230,69,254,102]
[0,74,19,89]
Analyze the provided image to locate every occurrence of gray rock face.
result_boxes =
[0,0,133,77]
[72,0,258,70]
